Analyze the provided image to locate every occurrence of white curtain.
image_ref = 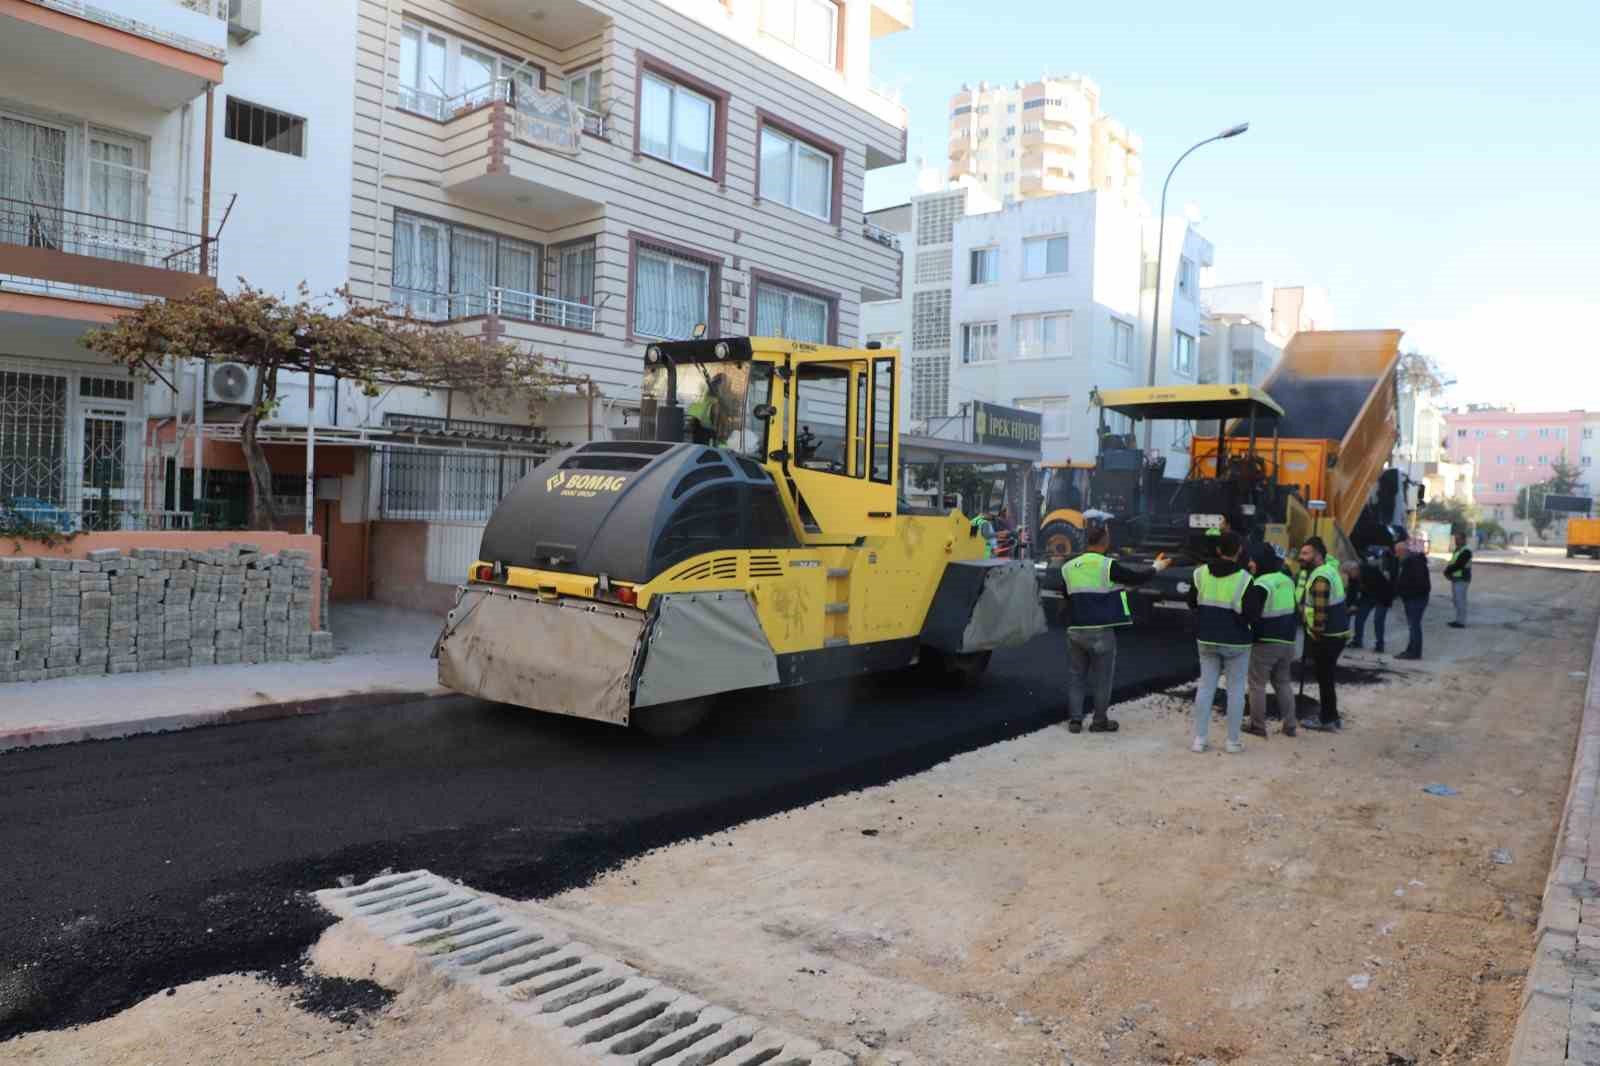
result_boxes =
[557,241,596,327]
[451,229,494,317]
[669,258,708,338]
[393,212,445,319]
[497,238,537,319]
[0,117,67,249]
[759,130,789,202]
[634,251,670,337]
[754,286,786,337]
[672,90,713,174]
[794,145,831,218]
[756,287,827,343]
[639,75,673,161]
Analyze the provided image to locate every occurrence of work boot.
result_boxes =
[1088,719,1119,733]
[1067,719,1083,734]
[1447,621,1465,629]
[1282,723,1298,737]
[1242,722,1269,739]
[1395,651,1421,661]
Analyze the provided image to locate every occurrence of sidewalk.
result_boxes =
[1,602,447,752]
[1431,546,1600,573]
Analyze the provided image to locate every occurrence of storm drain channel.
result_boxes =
[317,871,847,1066]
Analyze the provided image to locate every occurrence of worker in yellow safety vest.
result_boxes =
[1060,520,1169,734]
[1297,536,1351,732]
[1185,530,1258,753]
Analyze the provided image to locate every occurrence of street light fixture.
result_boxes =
[1142,122,1250,451]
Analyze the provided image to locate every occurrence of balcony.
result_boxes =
[863,221,901,251]
[438,79,606,224]
[870,0,913,36]
[0,196,217,320]
[1,0,227,109]
[393,285,598,334]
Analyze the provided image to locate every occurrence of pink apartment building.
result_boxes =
[1442,408,1594,520]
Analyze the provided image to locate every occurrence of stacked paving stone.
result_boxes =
[0,543,333,684]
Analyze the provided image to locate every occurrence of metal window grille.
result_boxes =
[911,289,951,349]
[377,446,548,521]
[0,368,69,507]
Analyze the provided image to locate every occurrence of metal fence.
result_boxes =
[0,195,218,283]
[377,446,550,522]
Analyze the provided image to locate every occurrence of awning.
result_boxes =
[898,432,1041,466]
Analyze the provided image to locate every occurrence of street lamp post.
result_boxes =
[1142,122,1250,452]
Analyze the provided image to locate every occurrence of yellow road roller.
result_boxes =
[433,336,1046,736]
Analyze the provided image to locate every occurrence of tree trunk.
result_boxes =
[242,365,279,531]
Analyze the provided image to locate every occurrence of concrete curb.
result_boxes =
[0,687,450,753]
[1468,558,1600,575]
[1507,614,1600,1064]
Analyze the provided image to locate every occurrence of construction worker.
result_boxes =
[686,373,727,446]
[1393,533,1431,659]
[1186,530,1257,753]
[991,506,1015,559]
[1244,544,1299,737]
[1443,531,1472,628]
[1062,520,1170,734]
[970,513,996,558]
[1298,536,1351,731]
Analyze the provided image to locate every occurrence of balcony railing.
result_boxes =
[399,77,605,140]
[392,286,597,332]
[0,195,218,301]
[27,0,228,61]
[863,221,901,250]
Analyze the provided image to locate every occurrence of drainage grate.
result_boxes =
[317,871,847,1066]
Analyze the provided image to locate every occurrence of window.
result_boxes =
[1516,455,1526,465]
[639,70,716,176]
[398,23,536,117]
[1475,429,1486,438]
[1517,429,1528,439]
[969,247,999,284]
[391,210,541,321]
[961,322,998,364]
[1495,482,1508,492]
[633,244,713,339]
[795,365,851,473]
[1539,427,1551,438]
[1003,172,1014,185]
[1004,126,1016,138]
[760,0,838,66]
[1111,319,1134,366]
[1007,103,1016,114]
[1172,330,1196,376]
[566,65,603,113]
[952,105,972,117]
[1016,397,1070,438]
[1022,120,1041,134]
[1584,456,1594,467]
[870,358,894,483]
[911,290,951,348]
[1023,235,1068,277]
[759,122,836,221]
[1014,313,1070,358]
[1177,257,1197,298]
[1539,455,1549,465]
[550,238,596,313]
[1456,429,1467,438]
[1496,455,1506,465]
[753,278,831,343]
[88,131,149,229]
[224,99,305,157]
[1585,428,1595,440]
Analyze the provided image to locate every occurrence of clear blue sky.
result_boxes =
[864,0,1599,412]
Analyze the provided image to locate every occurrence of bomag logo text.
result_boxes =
[547,470,628,497]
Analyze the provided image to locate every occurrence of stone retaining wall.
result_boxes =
[0,543,333,683]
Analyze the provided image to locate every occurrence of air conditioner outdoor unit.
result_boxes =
[206,362,256,405]
[227,0,261,43]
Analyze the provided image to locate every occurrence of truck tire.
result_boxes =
[632,697,714,739]
[938,649,993,687]
[1039,519,1085,562]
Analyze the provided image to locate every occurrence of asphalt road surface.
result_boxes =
[0,623,1199,1040]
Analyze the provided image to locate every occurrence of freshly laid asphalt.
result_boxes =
[0,622,1199,1040]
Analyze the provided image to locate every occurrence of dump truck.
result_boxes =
[1569,516,1600,559]
[433,337,1047,736]
[1034,330,1406,618]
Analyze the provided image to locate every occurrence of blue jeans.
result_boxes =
[1194,644,1251,745]
[1353,602,1389,650]
[1401,597,1427,655]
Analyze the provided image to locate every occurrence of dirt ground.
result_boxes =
[8,565,1596,1066]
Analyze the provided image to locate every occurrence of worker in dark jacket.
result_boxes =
[1062,521,1170,734]
[1186,531,1260,753]
[1443,532,1472,628]
[1298,537,1352,732]
[1351,546,1398,653]
[1393,533,1432,659]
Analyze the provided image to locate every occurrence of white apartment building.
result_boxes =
[861,177,999,431]
[947,74,1141,209]
[1138,214,1214,472]
[1196,282,1331,391]
[947,190,1143,464]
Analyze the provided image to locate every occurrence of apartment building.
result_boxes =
[947,74,1142,209]
[860,177,998,431]
[1197,281,1331,388]
[352,0,910,447]
[1138,214,1213,471]
[947,190,1142,464]
[1442,407,1592,523]
[0,0,232,531]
